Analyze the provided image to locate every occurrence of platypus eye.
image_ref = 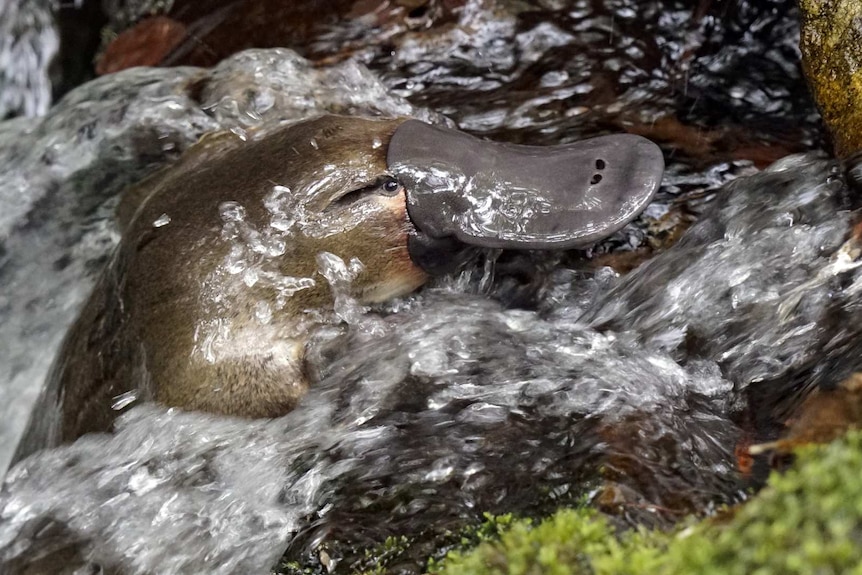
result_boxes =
[380,176,400,195]
[328,176,403,210]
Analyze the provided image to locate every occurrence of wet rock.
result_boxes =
[103,0,176,30]
[749,372,862,458]
[590,206,698,274]
[625,115,799,170]
[96,0,464,71]
[594,400,741,525]
[54,0,108,102]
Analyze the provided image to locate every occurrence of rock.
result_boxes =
[799,0,862,156]
[96,15,187,74]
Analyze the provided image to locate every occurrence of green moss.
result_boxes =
[430,509,668,575]
[431,430,862,575]
[662,429,862,574]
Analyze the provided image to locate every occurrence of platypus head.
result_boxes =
[124,114,666,315]
[36,116,431,432]
[17,116,440,455]
[124,115,430,325]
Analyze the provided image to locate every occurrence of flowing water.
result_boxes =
[0,0,848,573]
[0,0,56,119]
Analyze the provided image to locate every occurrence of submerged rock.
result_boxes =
[96,0,462,71]
[96,15,187,75]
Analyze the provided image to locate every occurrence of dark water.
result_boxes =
[0,0,848,574]
[371,0,817,146]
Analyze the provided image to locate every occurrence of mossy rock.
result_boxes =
[431,429,862,574]
[799,0,862,157]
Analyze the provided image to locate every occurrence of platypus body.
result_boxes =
[21,116,427,454]
[14,112,665,461]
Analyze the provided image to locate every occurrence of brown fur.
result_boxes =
[26,116,427,451]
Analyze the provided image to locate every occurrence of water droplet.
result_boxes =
[348,257,364,276]
[262,237,286,257]
[270,218,294,232]
[243,268,259,287]
[539,70,569,88]
[255,301,273,324]
[219,201,246,222]
[265,185,291,208]
[225,245,247,274]
[264,186,295,231]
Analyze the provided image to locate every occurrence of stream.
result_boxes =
[0,0,853,573]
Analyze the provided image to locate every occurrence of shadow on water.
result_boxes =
[0,0,853,573]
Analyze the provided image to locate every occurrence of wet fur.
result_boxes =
[15,116,427,460]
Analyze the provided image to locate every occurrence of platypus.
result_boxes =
[14,114,664,461]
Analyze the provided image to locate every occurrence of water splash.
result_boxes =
[584,155,854,387]
[315,252,368,327]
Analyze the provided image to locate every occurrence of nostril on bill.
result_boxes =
[590,158,606,185]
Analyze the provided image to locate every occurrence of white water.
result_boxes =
[0,0,57,119]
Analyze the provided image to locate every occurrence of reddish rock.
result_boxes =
[625,115,800,169]
[748,373,862,459]
[132,0,463,68]
[97,16,187,75]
